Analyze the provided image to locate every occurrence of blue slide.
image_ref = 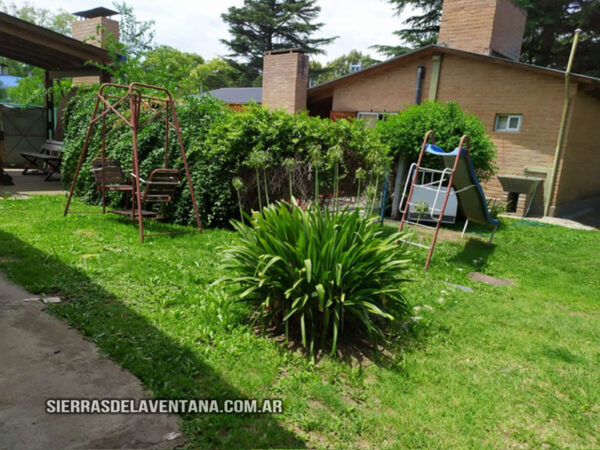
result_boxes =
[425,144,499,227]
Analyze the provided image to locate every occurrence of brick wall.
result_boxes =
[262,50,309,113]
[71,17,119,85]
[331,56,432,112]
[554,89,600,206]
[491,0,527,60]
[435,53,568,212]
[438,0,526,61]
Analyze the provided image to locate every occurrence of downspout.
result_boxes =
[414,66,424,105]
[391,66,426,218]
[545,29,581,217]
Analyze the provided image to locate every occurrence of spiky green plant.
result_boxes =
[327,145,343,211]
[309,145,323,204]
[232,177,244,222]
[246,150,264,210]
[282,157,297,199]
[221,202,411,358]
[355,168,366,207]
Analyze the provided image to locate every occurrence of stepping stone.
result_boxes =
[469,272,515,286]
[445,282,473,292]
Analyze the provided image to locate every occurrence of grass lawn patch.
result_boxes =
[1,196,599,448]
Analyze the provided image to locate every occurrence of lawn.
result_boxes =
[1,195,599,448]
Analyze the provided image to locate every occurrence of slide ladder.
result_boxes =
[398,131,499,269]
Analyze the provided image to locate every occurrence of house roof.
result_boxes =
[307,44,600,102]
[0,11,110,79]
[207,87,262,104]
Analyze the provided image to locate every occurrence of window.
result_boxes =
[494,114,522,132]
[357,112,385,128]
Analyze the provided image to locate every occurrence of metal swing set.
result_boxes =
[64,83,203,243]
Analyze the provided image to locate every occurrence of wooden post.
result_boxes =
[43,71,54,139]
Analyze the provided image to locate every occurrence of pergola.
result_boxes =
[0,11,112,136]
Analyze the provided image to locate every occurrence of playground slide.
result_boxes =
[425,144,499,227]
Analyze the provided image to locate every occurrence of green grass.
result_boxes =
[1,196,599,448]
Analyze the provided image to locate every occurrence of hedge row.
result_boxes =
[61,88,389,227]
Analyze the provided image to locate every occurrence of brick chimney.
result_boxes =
[438,0,527,61]
[71,7,119,85]
[262,49,309,113]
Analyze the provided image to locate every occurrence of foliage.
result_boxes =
[222,202,410,357]
[372,0,441,57]
[310,50,380,85]
[197,105,389,225]
[112,0,155,57]
[6,67,72,106]
[0,1,74,35]
[487,198,509,220]
[378,0,600,77]
[221,0,337,84]
[376,101,497,181]
[61,90,389,228]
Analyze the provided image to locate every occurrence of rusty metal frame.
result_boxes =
[64,82,203,243]
[398,131,468,270]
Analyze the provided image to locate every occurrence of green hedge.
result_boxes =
[376,101,497,181]
[61,88,389,227]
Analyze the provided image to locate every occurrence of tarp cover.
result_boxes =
[0,104,46,166]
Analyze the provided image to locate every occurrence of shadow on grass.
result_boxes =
[0,230,304,449]
[449,238,496,267]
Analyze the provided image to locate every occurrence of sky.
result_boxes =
[22,0,415,64]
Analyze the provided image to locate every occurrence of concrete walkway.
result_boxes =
[0,169,65,197]
[0,274,182,449]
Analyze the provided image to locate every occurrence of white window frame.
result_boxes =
[357,111,389,128]
[494,114,522,132]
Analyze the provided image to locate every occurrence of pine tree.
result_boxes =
[221,0,337,85]
[376,0,600,77]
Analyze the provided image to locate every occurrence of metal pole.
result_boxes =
[379,171,389,225]
[545,28,582,217]
[425,135,468,270]
[64,95,101,216]
[129,89,145,243]
[399,130,435,233]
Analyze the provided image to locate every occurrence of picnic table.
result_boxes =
[21,140,63,181]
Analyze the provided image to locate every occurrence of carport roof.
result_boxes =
[0,11,110,79]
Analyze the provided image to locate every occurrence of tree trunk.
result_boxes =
[391,154,408,220]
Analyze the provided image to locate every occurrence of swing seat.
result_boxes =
[91,158,132,192]
[132,168,181,203]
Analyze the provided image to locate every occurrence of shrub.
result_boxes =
[221,202,411,357]
[376,101,497,181]
[61,90,390,227]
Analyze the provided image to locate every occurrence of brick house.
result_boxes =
[262,0,600,218]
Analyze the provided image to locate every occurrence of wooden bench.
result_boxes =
[21,140,64,181]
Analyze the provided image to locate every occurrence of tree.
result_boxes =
[138,47,241,95]
[310,50,380,85]
[372,0,441,57]
[221,0,337,85]
[111,1,155,57]
[377,0,600,77]
[0,1,74,35]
